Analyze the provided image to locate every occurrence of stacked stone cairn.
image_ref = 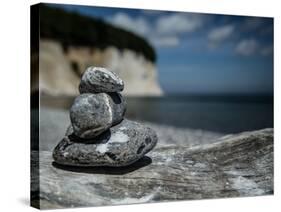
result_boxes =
[53,67,158,167]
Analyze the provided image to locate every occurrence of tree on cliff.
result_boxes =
[39,4,156,62]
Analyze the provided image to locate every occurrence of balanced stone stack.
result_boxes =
[53,67,158,167]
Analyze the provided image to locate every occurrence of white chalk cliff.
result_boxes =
[39,40,163,96]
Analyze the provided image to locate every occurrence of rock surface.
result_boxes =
[79,66,124,93]
[70,93,126,139]
[53,119,158,167]
[33,128,273,209]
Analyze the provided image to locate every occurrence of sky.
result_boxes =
[49,3,274,95]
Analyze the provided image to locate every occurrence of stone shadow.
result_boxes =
[68,129,111,144]
[52,156,152,175]
[107,92,122,104]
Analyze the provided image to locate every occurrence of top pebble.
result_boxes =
[79,67,124,93]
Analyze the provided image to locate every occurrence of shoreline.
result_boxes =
[38,107,225,151]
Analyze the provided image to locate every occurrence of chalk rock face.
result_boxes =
[37,40,163,97]
[70,93,126,139]
[38,40,80,96]
[53,119,158,167]
[79,66,124,93]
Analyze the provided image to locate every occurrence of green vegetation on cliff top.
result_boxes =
[39,4,156,62]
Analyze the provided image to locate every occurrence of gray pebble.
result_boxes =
[70,93,126,139]
[53,119,158,167]
[79,67,124,93]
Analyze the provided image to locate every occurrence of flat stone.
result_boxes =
[70,93,126,139]
[79,67,124,93]
[53,119,157,167]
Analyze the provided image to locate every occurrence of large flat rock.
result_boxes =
[32,128,273,209]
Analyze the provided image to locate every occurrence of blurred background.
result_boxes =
[32,3,273,135]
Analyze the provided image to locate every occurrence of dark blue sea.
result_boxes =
[41,94,273,134]
[125,95,273,133]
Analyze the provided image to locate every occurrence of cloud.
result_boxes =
[109,12,204,48]
[150,36,180,47]
[235,39,259,56]
[109,12,178,47]
[260,45,273,56]
[141,10,163,16]
[156,14,203,35]
[110,12,150,36]
[208,25,234,45]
